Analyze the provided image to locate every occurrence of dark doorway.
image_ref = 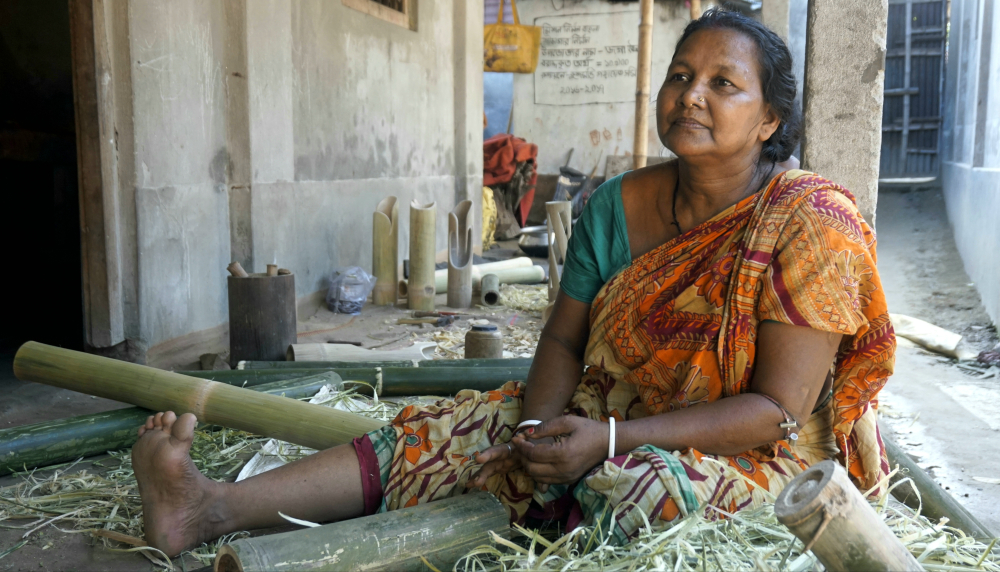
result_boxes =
[0,0,83,355]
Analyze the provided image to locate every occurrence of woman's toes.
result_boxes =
[170,413,197,443]
[161,411,177,433]
[153,412,165,429]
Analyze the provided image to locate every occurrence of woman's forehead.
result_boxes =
[671,28,760,80]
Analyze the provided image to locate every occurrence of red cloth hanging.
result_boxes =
[483,133,536,226]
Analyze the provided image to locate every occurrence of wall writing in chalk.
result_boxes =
[533,11,640,106]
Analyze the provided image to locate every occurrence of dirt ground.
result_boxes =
[2,187,998,570]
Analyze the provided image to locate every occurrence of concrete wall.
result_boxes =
[509,0,713,175]
[95,0,483,364]
[941,0,1000,325]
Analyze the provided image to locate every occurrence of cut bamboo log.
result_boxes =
[372,196,399,306]
[774,460,922,572]
[266,264,278,277]
[228,274,297,363]
[481,273,501,306]
[214,492,509,572]
[0,373,343,476]
[408,201,437,311]
[13,342,384,451]
[227,261,249,278]
[286,342,436,363]
[237,357,534,370]
[545,201,572,302]
[633,0,654,170]
[448,200,474,308]
[397,257,534,297]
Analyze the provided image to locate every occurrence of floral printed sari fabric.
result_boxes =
[355,170,894,541]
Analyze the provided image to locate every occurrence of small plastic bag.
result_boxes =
[326,266,376,314]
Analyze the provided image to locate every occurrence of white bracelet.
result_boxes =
[608,417,616,459]
[516,420,542,433]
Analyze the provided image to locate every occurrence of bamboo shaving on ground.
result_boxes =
[497,285,548,316]
[455,479,1000,572]
[0,385,407,569]
[416,319,541,360]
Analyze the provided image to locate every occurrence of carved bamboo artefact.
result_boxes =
[372,196,399,306]
[447,200,474,308]
[407,201,437,311]
[774,460,922,572]
[546,201,573,302]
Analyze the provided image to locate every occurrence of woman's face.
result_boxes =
[657,28,779,163]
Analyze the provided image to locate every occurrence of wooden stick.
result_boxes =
[13,342,384,451]
[227,261,249,278]
[0,372,344,476]
[214,492,509,572]
[633,0,655,170]
[265,264,278,277]
[774,460,922,571]
[408,201,437,311]
[372,196,399,306]
[689,0,702,20]
[545,201,572,302]
[447,200,474,308]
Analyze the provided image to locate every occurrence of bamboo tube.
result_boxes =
[407,201,437,311]
[266,264,278,277]
[372,196,399,306]
[214,492,508,572]
[545,201,572,302]
[0,373,343,476]
[774,460,922,572]
[481,273,501,306]
[398,257,533,297]
[286,342,436,362]
[13,342,384,451]
[447,200,474,308]
[884,436,995,539]
[485,265,545,287]
[237,357,534,370]
[182,368,344,387]
[633,0,655,170]
[690,0,702,19]
[227,261,249,278]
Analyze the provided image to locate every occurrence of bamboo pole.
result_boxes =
[214,492,508,572]
[545,201,572,302]
[182,369,345,387]
[774,460,922,572]
[372,196,399,306]
[236,357,534,370]
[633,0,655,170]
[447,200,474,308]
[408,201,437,311]
[397,257,533,297]
[13,342,384,451]
[689,0,702,20]
[0,373,343,476]
[286,342,436,362]
[481,273,501,306]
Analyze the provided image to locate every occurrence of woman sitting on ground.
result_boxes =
[133,8,894,555]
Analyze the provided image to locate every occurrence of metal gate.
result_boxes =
[880,0,948,179]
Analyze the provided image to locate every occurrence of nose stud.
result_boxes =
[698,97,704,102]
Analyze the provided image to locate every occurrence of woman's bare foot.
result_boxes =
[132,411,226,556]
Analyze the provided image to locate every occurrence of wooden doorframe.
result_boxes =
[68,0,126,349]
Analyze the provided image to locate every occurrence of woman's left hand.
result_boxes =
[512,416,609,487]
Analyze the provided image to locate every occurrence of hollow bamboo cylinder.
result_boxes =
[228,274,297,363]
[481,273,501,306]
[398,257,533,297]
[774,460,921,572]
[407,201,437,311]
[214,492,508,572]
[372,196,399,306]
[448,200,474,308]
[236,357,534,370]
[13,343,384,451]
[0,373,342,476]
[545,201,572,302]
[286,342,436,362]
[633,0,654,170]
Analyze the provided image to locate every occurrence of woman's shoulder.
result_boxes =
[770,170,871,245]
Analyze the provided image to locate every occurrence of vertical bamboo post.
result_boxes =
[372,196,399,306]
[690,0,702,20]
[408,201,437,311]
[545,201,572,302]
[633,0,655,170]
[774,460,922,572]
[447,200,474,308]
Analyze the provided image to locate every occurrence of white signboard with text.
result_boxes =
[533,11,640,106]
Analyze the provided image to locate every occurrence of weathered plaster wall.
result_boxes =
[941,0,1000,325]
[509,0,709,175]
[114,0,482,358]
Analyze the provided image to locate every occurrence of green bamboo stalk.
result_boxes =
[214,492,509,572]
[181,369,341,387]
[236,357,534,370]
[0,372,343,476]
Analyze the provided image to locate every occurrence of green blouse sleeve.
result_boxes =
[560,174,632,305]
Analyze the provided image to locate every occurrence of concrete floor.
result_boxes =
[2,187,998,570]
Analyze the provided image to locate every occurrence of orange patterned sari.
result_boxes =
[355,170,894,542]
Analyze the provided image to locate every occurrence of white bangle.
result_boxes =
[608,417,616,459]
[516,420,542,433]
